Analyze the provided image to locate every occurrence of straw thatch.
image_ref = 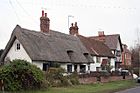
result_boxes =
[0,25,93,63]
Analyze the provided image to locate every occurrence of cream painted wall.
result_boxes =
[5,39,32,63]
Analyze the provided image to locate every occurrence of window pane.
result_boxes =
[17,43,20,50]
[43,63,49,71]
[67,65,72,73]
[80,65,86,73]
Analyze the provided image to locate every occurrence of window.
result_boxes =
[16,43,20,50]
[67,50,74,61]
[116,50,121,56]
[96,67,101,72]
[96,57,100,63]
[67,65,72,73]
[80,65,86,73]
[84,53,90,62]
[43,63,49,71]
[88,65,90,70]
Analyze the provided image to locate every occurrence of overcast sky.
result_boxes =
[0,0,140,49]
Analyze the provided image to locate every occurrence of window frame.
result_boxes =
[67,64,72,73]
[96,57,100,63]
[16,43,20,51]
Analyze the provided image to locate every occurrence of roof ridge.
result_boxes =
[88,34,120,38]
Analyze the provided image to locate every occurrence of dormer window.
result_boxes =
[83,53,89,58]
[67,50,74,61]
[84,53,91,62]
[84,53,89,60]
[16,43,20,50]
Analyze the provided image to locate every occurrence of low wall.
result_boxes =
[79,75,132,84]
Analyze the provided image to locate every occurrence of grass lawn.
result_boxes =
[4,80,136,93]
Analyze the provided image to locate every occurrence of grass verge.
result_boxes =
[2,80,136,93]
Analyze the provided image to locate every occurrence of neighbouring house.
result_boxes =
[89,31,123,71]
[121,44,131,69]
[69,23,115,71]
[0,10,115,73]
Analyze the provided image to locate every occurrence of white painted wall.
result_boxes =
[110,58,115,71]
[60,63,75,72]
[81,63,90,73]
[93,56,96,63]
[90,63,101,71]
[60,63,90,73]
[5,39,32,63]
[116,40,122,62]
[116,40,121,52]
[90,56,113,71]
[32,61,43,70]
[60,63,67,72]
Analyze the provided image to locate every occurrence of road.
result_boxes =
[115,86,140,93]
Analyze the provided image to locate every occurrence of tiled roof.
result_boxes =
[89,34,122,51]
[77,35,114,57]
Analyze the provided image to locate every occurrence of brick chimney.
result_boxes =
[69,22,79,35]
[40,10,50,33]
[98,31,105,42]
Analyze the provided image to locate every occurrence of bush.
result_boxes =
[46,68,79,87]
[68,72,79,85]
[100,70,110,77]
[0,59,45,91]
[46,67,70,87]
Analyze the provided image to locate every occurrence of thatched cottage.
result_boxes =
[0,11,115,73]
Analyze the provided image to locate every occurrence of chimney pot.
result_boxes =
[98,31,104,37]
[40,11,50,33]
[75,22,77,27]
[71,23,74,27]
[42,10,44,17]
[69,22,79,35]
[45,13,47,17]
[98,31,105,42]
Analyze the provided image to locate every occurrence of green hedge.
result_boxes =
[0,59,45,91]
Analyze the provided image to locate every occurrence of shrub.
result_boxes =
[46,68,79,87]
[0,59,45,91]
[46,67,70,87]
[100,70,110,77]
[68,72,79,85]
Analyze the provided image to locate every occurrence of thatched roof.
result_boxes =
[0,25,93,63]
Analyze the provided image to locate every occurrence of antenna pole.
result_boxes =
[68,15,74,30]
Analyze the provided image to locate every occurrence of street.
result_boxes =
[115,86,140,93]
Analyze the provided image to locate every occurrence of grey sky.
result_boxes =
[0,0,140,49]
